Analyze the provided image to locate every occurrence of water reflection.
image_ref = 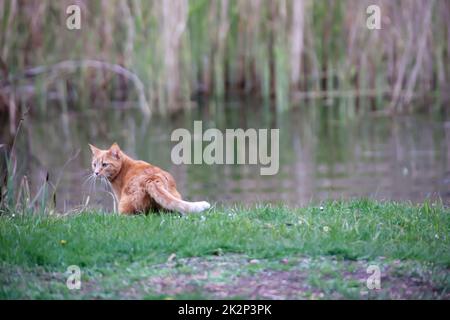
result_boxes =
[8,101,450,212]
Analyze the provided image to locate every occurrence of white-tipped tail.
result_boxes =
[186,201,211,213]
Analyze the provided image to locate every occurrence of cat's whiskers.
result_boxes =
[105,178,113,191]
[100,176,117,212]
[83,171,115,199]
[89,175,98,194]
[82,171,93,178]
[82,174,95,187]
[100,176,107,190]
[83,176,95,196]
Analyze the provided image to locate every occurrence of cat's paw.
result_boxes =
[192,201,211,213]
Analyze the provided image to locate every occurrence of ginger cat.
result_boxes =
[89,143,210,214]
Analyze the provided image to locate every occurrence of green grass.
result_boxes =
[0,199,449,299]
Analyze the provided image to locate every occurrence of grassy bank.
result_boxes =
[0,199,449,299]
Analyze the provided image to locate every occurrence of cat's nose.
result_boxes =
[94,172,99,176]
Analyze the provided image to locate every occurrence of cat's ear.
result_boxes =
[109,142,121,159]
[89,144,101,156]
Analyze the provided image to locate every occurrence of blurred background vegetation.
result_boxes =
[1,0,449,127]
[1,0,449,213]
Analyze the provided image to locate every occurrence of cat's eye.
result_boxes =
[102,163,108,167]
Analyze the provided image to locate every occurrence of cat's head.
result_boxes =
[89,143,123,181]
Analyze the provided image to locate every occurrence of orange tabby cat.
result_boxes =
[89,143,210,214]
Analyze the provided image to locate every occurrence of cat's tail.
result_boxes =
[180,200,211,214]
[147,180,210,214]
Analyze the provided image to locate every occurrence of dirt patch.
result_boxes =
[128,255,450,299]
[2,255,448,299]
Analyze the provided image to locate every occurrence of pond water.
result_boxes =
[7,100,450,212]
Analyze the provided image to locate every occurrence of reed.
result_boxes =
[0,118,82,216]
[0,0,448,122]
